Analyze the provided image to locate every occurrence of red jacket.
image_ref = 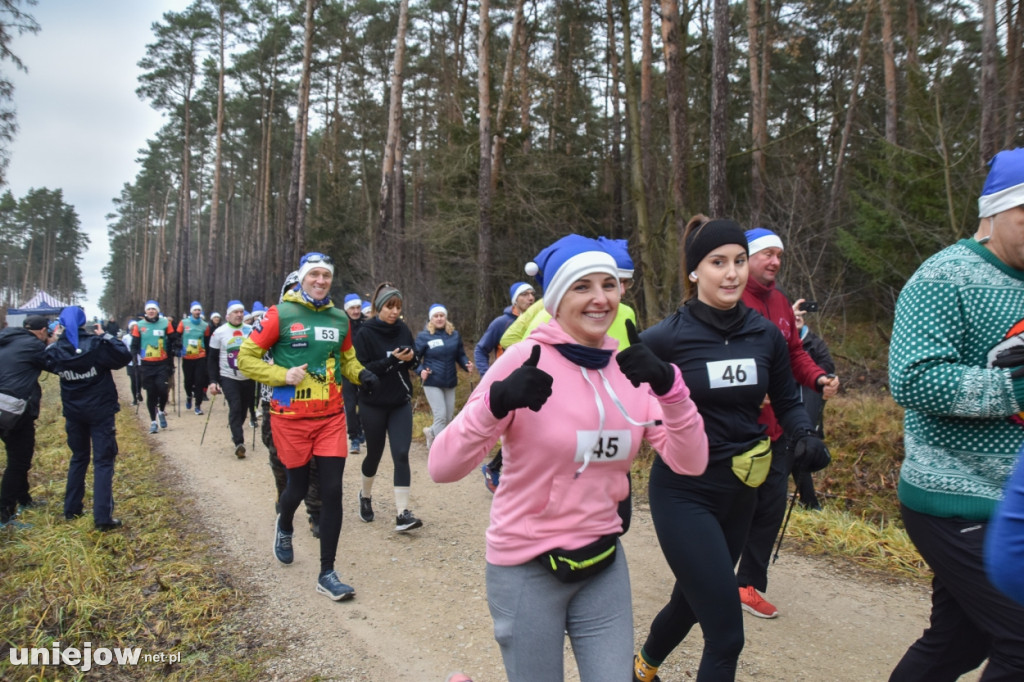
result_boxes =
[742,276,826,440]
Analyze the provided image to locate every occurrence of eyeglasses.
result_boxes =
[302,253,333,266]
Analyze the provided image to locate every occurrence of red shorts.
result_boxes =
[270,412,347,469]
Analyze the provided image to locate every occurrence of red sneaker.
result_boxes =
[739,585,778,618]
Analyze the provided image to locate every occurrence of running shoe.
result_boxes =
[273,515,293,565]
[481,464,499,493]
[186,397,192,410]
[739,585,778,618]
[316,569,355,601]
[308,513,320,538]
[0,517,32,530]
[358,491,374,523]
[395,509,423,532]
[157,410,168,429]
[194,406,203,415]
[234,443,247,459]
[423,426,435,449]
[149,421,159,434]
[349,439,360,454]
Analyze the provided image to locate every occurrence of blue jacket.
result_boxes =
[415,327,470,388]
[0,327,48,420]
[45,329,132,422]
[473,306,517,377]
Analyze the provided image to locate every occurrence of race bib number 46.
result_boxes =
[575,430,632,462]
[314,327,339,342]
[706,358,758,389]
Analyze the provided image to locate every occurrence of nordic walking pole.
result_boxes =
[200,393,217,445]
[176,356,182,417]
[251,383,259,452]
[772,489,800,564]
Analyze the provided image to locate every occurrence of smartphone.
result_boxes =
[800,301,819,313]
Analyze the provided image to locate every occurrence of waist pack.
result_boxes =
[0,392,27,430]
[731,438,772,487]
[536,533,618,583]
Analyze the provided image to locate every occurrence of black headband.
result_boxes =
[685,219,749,273]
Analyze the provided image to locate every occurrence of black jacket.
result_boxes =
[0,327,48,420]
[353,317,417,408]
[640,302,813,465]
[45,330,132,422]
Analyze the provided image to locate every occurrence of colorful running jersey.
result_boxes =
[133,315,175,362]
[177,317,210,359]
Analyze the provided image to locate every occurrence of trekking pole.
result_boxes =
[772,489,800,564]
[176,356,182,417]
[251,384,259,453]
[200,393,217,445]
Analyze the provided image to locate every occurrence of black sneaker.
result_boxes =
[234,443,246,459]
[358,492,374,523]
[95,519,123,532]
[273,515,294,565]
[186,397,192,410]
[395,509,423,532]
[316,569,355,601]
[308,514,320,538]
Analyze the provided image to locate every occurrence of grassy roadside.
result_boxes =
[0,384,268,681]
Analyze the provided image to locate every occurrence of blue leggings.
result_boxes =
[642,457,757,681]
[486,540,633,682]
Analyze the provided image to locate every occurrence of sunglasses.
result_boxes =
[302,253,334,266]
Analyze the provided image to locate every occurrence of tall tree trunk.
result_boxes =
[641,0,654,199]
[491,0,526,192]
[606,0,623,237]
[880,0,898,146]
[1004,0,1023,146]
[709,0,729,216]
[980,0,999,164]
[621,0,657,323]
[376,0,409,282]
[476,0,493,335]
[286,0,318,268]
[206,2,227,301]
[746,0,768,224]
[661,0,689,294]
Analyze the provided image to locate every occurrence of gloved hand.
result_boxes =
[489,345,553,419]
[615,319,676,395]
[358,369,380,392]
[993,345,1024,378]
[792,432,830,473]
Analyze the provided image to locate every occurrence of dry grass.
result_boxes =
[0,386,268,680]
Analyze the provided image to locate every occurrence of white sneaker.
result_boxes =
[423,426,435,449]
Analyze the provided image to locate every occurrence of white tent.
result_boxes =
[6,290,71,328]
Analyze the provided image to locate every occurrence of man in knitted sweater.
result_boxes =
[888,147,1024,681]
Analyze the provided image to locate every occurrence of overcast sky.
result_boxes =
[6,0,190,319]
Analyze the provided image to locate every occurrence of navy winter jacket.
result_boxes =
[415,327,470,388]
[473,306,517,377]
[0,327,47,420]
[44,330,132,422]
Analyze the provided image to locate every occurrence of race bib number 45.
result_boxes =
[706,358,758,389]
[314,327,339,342]
[575,430,632,462]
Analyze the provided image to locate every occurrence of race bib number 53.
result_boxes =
[314,327,339,342]
[706,358,758,389]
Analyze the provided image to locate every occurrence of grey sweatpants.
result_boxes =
[422,385,455,439]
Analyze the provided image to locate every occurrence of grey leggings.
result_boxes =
[485,540,633,682]
[422,385,455,439]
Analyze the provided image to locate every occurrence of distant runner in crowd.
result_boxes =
[416,303,472,449]
[131,301,179,435]
[341,293,367,454]
[207,300,254,459]
[177,301,211,416]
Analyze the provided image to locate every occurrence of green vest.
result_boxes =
[180,317,209,358]
[138,315,170,361]
[269,302,350,417]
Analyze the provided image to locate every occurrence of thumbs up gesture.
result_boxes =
[615,319,676,395]
[488,345,554,419]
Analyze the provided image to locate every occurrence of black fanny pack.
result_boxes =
[535,534,618,583]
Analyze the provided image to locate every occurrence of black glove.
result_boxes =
[615,319,675,396]
[792,432,830,473]
[358,369,380,392]
[993,345,1024,379]
[488,345,553,419]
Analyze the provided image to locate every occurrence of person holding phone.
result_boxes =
[352,283,422,531]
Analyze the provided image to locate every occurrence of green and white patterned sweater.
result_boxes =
[889,239,1024,520]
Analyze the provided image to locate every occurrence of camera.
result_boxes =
[799,301,819,313]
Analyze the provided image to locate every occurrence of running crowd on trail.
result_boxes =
[4,149,1024,682]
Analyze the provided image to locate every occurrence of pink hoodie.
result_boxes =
[428,319,708,566]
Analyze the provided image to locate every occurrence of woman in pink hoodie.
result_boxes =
[429,234,708,682]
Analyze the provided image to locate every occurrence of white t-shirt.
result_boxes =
[209,322,252,382]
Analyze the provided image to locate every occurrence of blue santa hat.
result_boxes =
[360,302,371,316]
[58,306,87,351]
[745,227,785,256]
[252,301,266,313]
[344,293,363,310]
[509,281,534,306]
[145,300,160,313]
[297,251,335,283]
[190,301,203,314]
[524,234,619,316]
[979,148,1024,218]
[429,303,448,318]
[597,237,634,279]
[226,300,245,315]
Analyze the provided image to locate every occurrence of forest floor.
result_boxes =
[128,374,982,682]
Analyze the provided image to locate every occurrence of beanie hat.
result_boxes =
[297,251,335,284]
[525,234,619,316]
[597,237,635,279]
[279,270,300,302]
[58,306,86,350]
[251,301,266,320]
[429,303,448,317]
[361,302,371,316]
[210,312,221,321]
[509,281,535,306]
[226,300,245,315]
[745,227,784,257]
[374,285,402,312]
[979,148,1024,218]
[190,301,202,313]
[686,220,749,274]
[344,293,363,310]
[145,300,160,313]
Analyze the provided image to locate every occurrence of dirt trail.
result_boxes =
[123,373,976,681]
